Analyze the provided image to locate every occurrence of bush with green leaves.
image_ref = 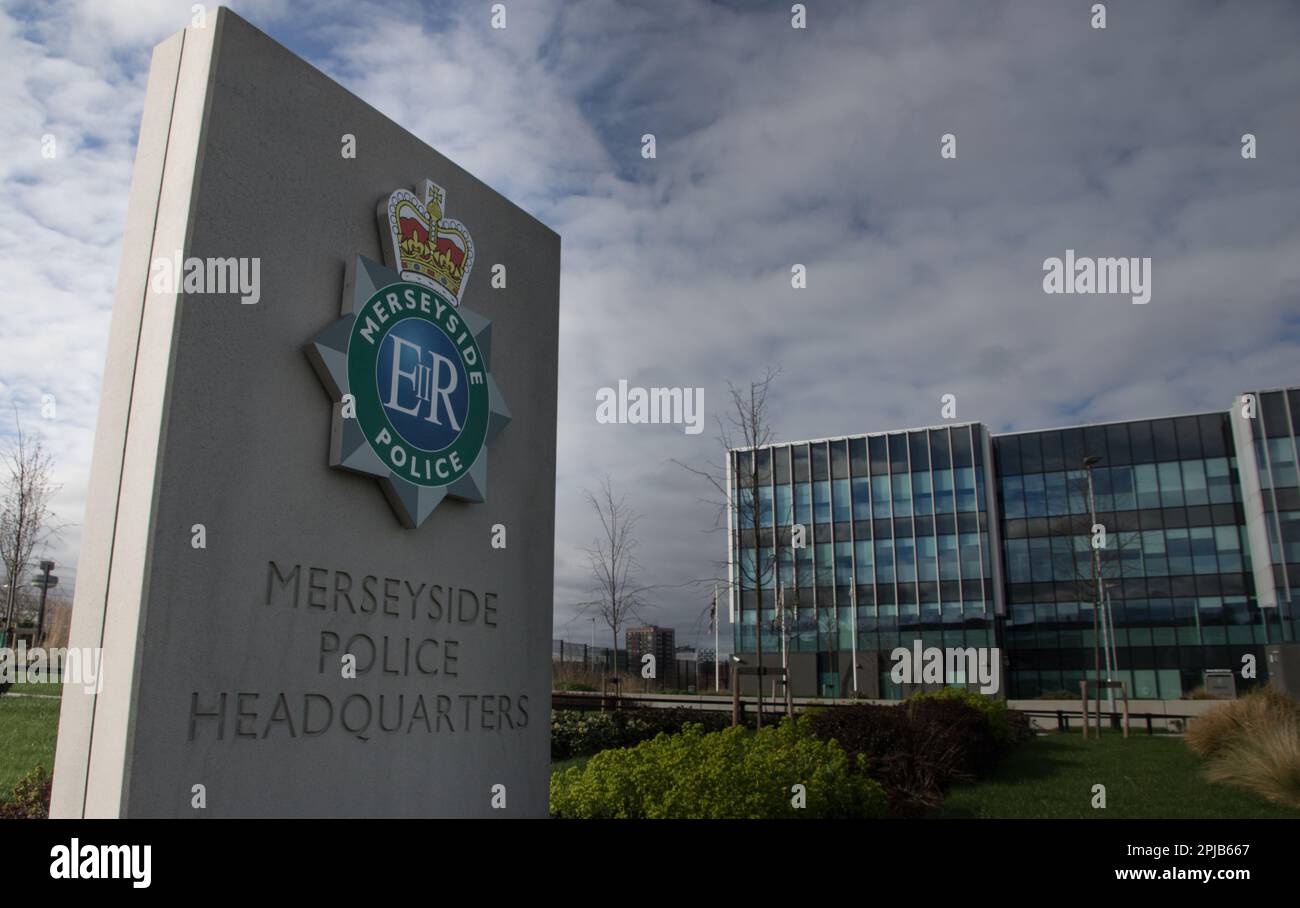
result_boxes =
[550,717,887,819]
[806,689,1031,814]
[553,681,597,692]
[0,765,52,820]
[907,686,1030,748]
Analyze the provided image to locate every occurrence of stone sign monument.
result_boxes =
[51,8,559,817]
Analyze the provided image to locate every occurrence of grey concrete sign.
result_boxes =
[51,8,559,818]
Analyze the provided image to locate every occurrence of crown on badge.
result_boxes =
[381,180,475,304]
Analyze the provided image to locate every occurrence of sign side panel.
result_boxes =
[49,29,185,819]
[80,19,221,818]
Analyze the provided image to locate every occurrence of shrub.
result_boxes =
[0,765,52,820]
[550,707,730,760]
[553,682,597,692]
[1203,714,1300,808]
[549,718,888,819]
[1186,687,1300,759]
[808,702,977,813]
[908,687,1028,748]
[1187,687,1300,807]
[807,691,1030,814]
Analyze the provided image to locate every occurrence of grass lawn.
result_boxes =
[6,683,62,697]
[940,731,1300,819]
[0,693,61,801]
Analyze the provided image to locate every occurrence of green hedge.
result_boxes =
[0,765,51,819]
[807,688,1032,814]
[907,687,1028,748]
[551,708,731,760]
[550,718,888,819]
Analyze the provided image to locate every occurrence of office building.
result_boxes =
[727,387,1300,700]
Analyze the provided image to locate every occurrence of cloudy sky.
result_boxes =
[1,0,1297,652]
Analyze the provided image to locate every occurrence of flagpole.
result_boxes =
[850,570,859,696]
[713,584,720,692]
[779,581,787,702]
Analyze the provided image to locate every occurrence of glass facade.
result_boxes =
[729,425,1000,699]
[1234,389,1300,644]
[729,389,1300,700]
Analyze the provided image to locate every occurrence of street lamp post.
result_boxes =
[1103,582,1119,709]
[33,560,56,647]
[1083,455,1105,734]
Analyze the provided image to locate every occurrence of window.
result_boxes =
[917,535,937,582]
[1045,471,1068,516]
[1280,511,1300,563]
[1206,457,1233,504]
[909,432,930,471]
[872,475,891,518]
[1002,475,1025,518]
[740,546,757,586]
[830,441,849,479]
[854,539,874,575]
[892,473,913,517]
[938,534,960,580]
[875,538,895,584]
[778,546,794,588]
[955,468,977,512]
[1029,537,1053,582]
[933,469,955,513]
[1134,464,1160,509]
[1269,438,1299,488]
[1005,537,1031,583]
[796,542,813,588]
[1255,439,1272,490]
[1110,464,1136,510]
[1158,462,1184,507]
[835,541,854,587]
[1181,460,1209,507]
[959,533,982,579]
[1022,473,1046,517]
[1118,531,1143,576]
[775,484,792,527]
[816,542,834,587]
[1214,525,1243,572]
[759,484,773,525]
[895,535,917,583]
[1018,434,1043,473]
[794,482,812,525]
[1051,535,1076,582]
[813,480,831,524]
[735,482,754,522]
[851,476,871,521]
[1166,528,1192,575]
[832,478,850,523]
[1190,526,1217,574]
[913,470,933,516]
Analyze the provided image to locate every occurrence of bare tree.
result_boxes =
[676,368,782,725]
[1,413,60,647]
[575,475,651,695]
[1063,465,1140,731]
